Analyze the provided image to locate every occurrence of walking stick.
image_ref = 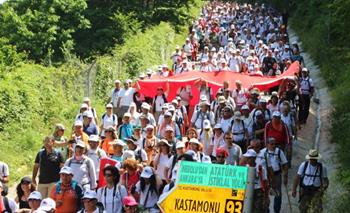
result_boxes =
[285,184,293,212]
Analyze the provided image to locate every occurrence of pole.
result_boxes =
[243,167,255,213]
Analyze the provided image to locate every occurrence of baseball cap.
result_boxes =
[123,112,131,118]
[200,95,208,101]
[28,191,42,200]
[302,68,308,72]
[88,135,99,142]
[141,166,154,178]
[162,104,169,109]
[165,125,174,132]
[76,141,86,148]
[213,123,222,130]
[82,190,98,200]
[146,124,154,130]
[171,99,178,105]
[243,149,257,158]
[164,111,172,117]
[141,103,151,110]
[241,105,249,110]
[56,123,65,131]
[272,111,281,117]
[259,98,267,103]
[38,198,56,212]
[122,150,136,161]
[122,196,138,206]
[255,110,263,117]
[189,138,201,145]
[80,103,88,109]
[168,105,176,111]
[114,80,121,84]
[202,155,212,163]
[110,139,126,147]
[185,150,197,161]
[176,142,185,149]
[59,166,73,175]
[82,111,93,118]
[234,111,242,120]
[106,103,113,108]
[20,177,32,184]
[74,120,83,127]
[203,119,211,129]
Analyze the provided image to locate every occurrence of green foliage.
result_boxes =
[0,37,26,67]
[0,0,90,62]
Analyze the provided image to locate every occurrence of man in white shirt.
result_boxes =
[86,135,107,182]
[111,80,122,118]
[117,80,139,122]
[292,149,328,213]
[223,132,242,165]
[261,137,288,213]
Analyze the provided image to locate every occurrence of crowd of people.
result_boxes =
[0,2,328,213]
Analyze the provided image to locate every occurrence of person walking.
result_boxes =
[32,136,64,198]
[292,149,328,213]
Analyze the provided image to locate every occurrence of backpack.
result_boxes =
[102,113,117,123]
[169,154,178,179]
[193,110,211,129]
[252,108,271,121]
[300,78,312,93]
[2,197,11,213]
[230,119,246,136]
[153,94,167,113]
[55,180,78,194]
[300,161,323,188]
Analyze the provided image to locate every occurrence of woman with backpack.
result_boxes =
[120,159,141,201]
[135,167,162,212]
[97,166,127,213]
[153,139,172,187]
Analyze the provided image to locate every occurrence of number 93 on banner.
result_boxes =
[224,199,243,213]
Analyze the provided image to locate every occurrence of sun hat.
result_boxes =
[28,191,42,200]
[305,149,322,160]
[243,149,257,158]
[88,135,99,142]
[38,198,56,212]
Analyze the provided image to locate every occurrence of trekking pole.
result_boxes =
[285,184,293,212]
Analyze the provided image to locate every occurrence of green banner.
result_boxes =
[178,161,248,190]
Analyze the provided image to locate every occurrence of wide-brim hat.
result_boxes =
[305,149,322,160]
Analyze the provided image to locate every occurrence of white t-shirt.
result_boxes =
[154,153,171,180]
[97,185,128,213]
[136,183,159,210]
[220,117,233,133]
[87,148,107,181]
[111,88,122,107]
[261,148,288,172]
[231,121,245,142]
[101,113,118,137]
[154,95,166,112]
[225,144,242,165]
[0,161,9,178]
[297,161,327,187]
[210,135,225,157]
[119,88,135,106]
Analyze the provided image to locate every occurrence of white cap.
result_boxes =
[123,112,131,118]
[241,105,249,110]
[185,150,197,161]
[243,149,256,158]
[203,119,211,129]
[162,103,169,109]
[145,124,154,130]
[83,97,90,102]
[28,191,42,200]
[159,139,171,147]
[38,198,56,212]
[122,150,135,161]
[302,67,308,72]
[189,138,201,145]
[171,99,178,104]
[88,135,99,142]
[110,139,126,147]
[126,79,132,84]
[82,190,98,200]
[74,120,83,127]
[165,125,174,132]
[255,110,263,116]
[259,98,267,103]
[273,111,281,117]
[200,95,208,101]
[59,166,73,175]
[141,103,151,110]
[164,111,172,117]
[176,142,185,149]
[80,103,88,109]
[114,80,121,84]
[76,141,86,148]
[106,103,113,108]
[82,111,93,118]
[243,149,257,158]
[202,155,212,163]
[234,111,242,120]
[213,123,222,129]
[168,105,176,111]
[141,166,154,178]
